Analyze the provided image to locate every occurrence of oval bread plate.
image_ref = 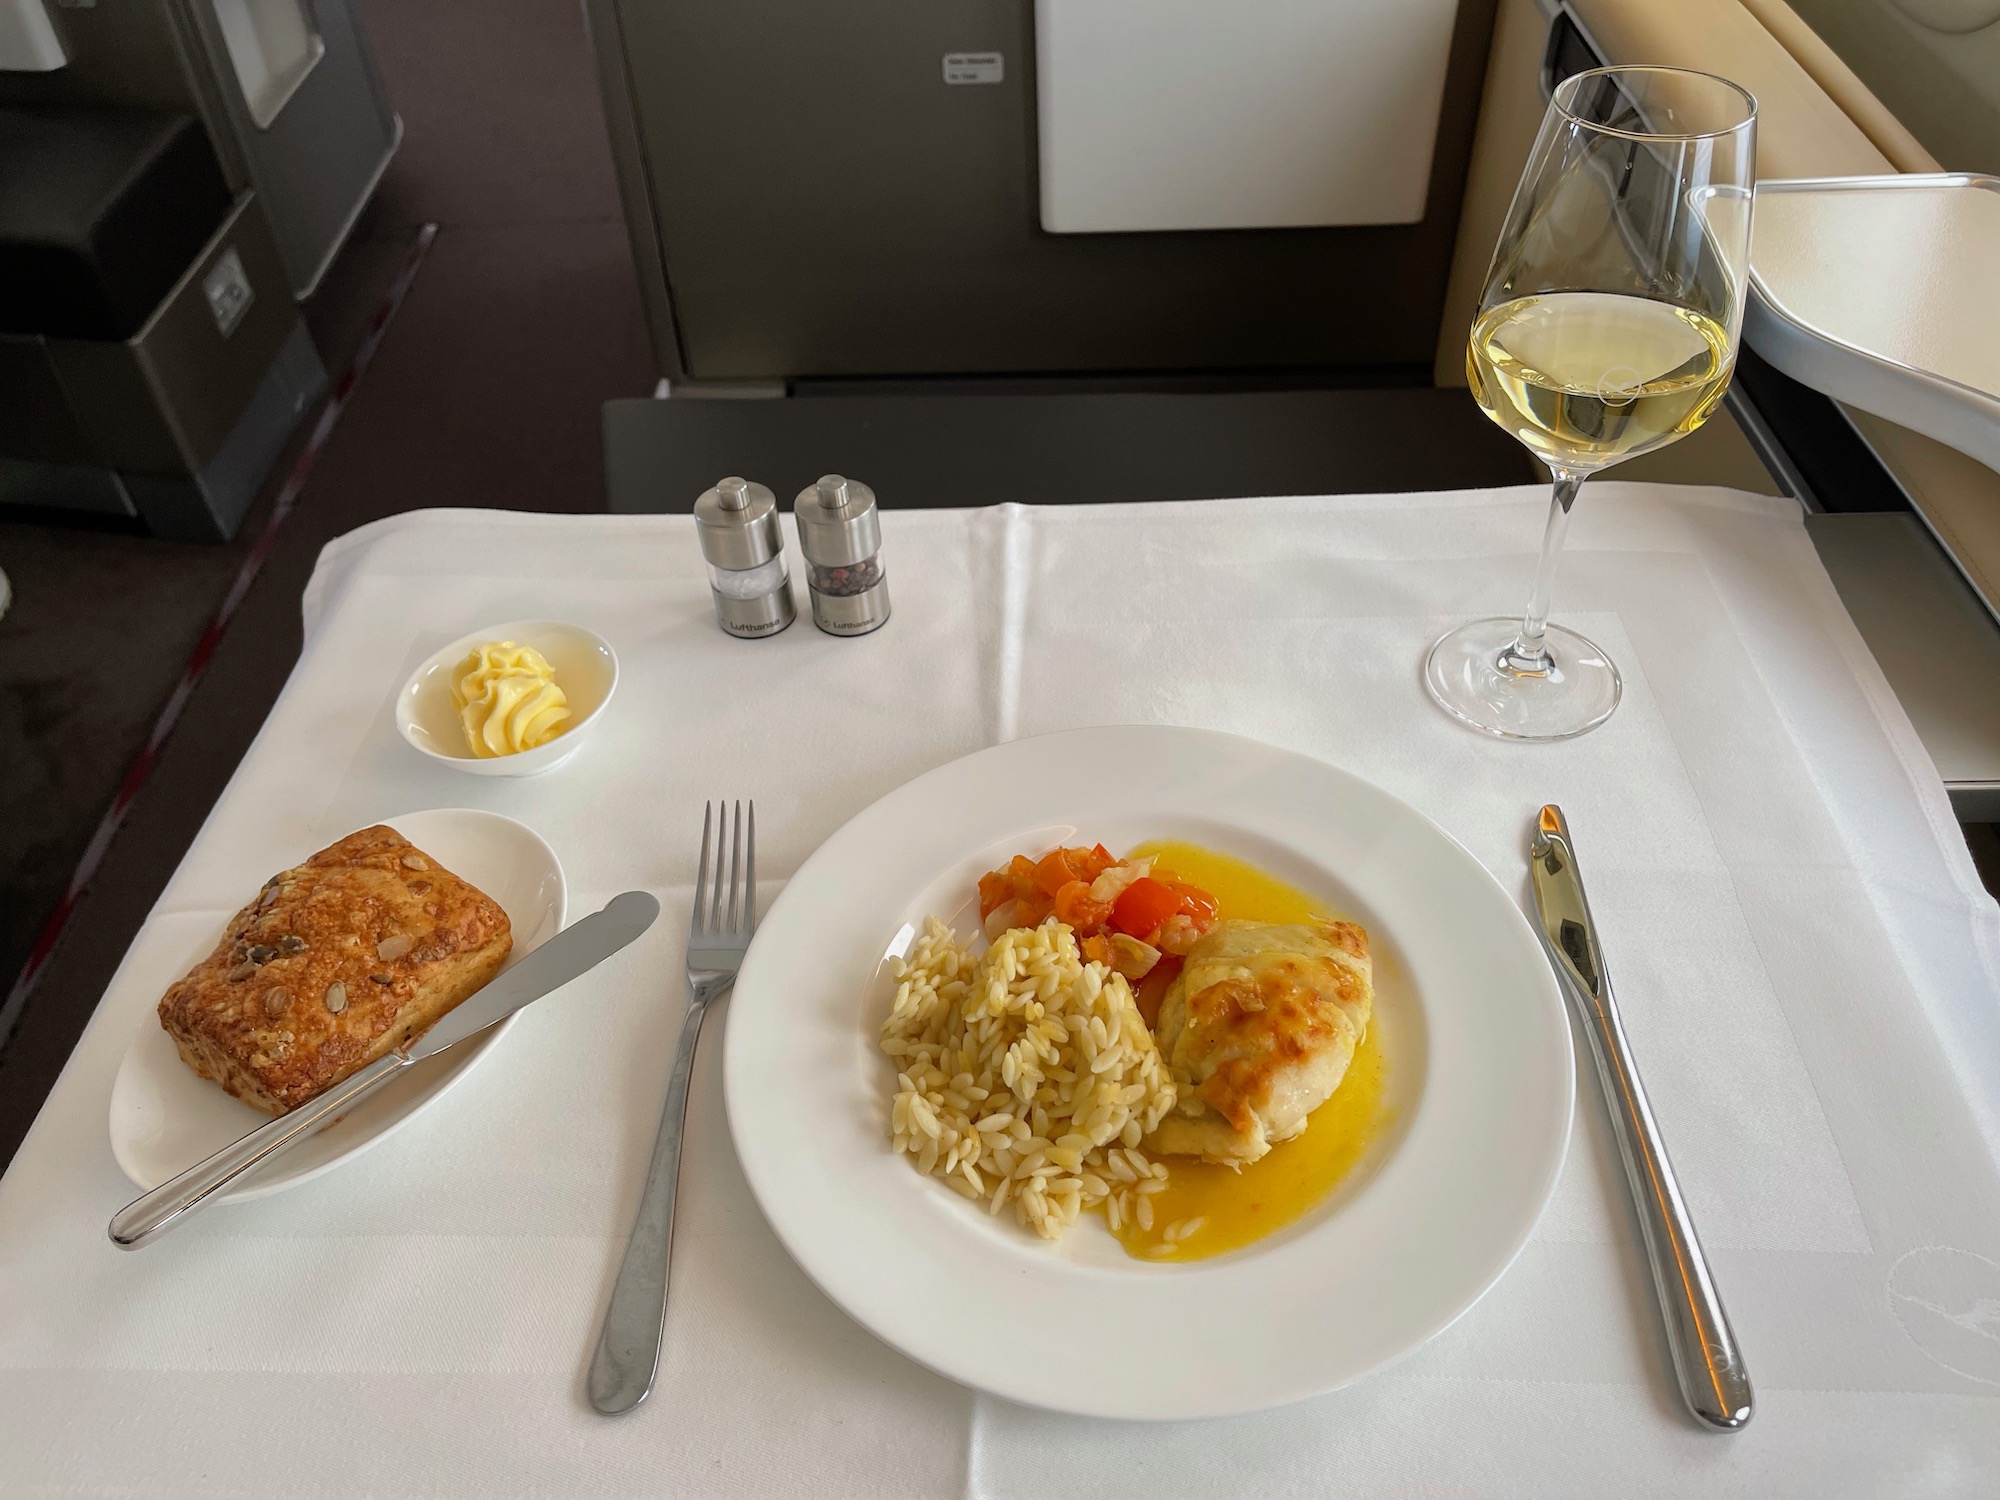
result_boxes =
[724,725,1573,1421]
[108,808,567,1201]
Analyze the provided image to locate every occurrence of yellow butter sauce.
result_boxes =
[1113,839,1392,1263]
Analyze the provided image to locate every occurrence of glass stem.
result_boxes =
[1503,469,1586,675]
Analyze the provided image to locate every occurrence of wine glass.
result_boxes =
[1424,67,1758,741]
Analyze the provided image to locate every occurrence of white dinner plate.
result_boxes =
[724,725,1573,1420]
[109,808,567,1201]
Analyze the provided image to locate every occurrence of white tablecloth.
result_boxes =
[5,485,2000,1498]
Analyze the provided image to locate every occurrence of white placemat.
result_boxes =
[4,485,1999,1498]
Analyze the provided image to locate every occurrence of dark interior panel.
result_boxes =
[0,106,231,341]
[615,0,1496,380]
[602,387,1535,513]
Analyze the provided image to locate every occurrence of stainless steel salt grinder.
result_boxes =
[792,474,891,636]
[693,476,796,638]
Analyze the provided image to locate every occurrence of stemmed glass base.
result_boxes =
[1424,617,1622,742]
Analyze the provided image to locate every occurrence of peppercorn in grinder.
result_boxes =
[792,475,891,636]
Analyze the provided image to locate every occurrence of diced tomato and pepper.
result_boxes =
[1110,877,1180,938]
[976,843,1218,990]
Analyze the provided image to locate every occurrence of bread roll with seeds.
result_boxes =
[157,825,512,1114]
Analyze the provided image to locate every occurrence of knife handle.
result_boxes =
[1567,972,1754,1430]
[108,1051,411,1249]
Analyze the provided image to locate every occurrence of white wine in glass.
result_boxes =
[1468,292,1734,470]
[1425,68,1757,741]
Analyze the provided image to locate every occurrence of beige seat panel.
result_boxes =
[1851,413,2000,611]
[1566,0,1896,176]
[1777,0,2000,177]
[1732,0,1939,172]
[1434,0,1813,492]
[1436,0,2000,576]
[1567,0,2000,609]
[1434,0,1549,390]
[1442,0,1901,383]
[1440,0,1904,376]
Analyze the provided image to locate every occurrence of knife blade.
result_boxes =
[407,889,659,1060]
[109,890,660,1249]
[1530,805,1753,1431]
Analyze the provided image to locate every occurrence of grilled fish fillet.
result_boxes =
[1147,917,1373,1166]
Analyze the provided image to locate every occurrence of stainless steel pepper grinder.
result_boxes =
[792,474,891,636]
[693,476,796,638]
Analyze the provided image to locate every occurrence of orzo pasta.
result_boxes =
[880,916,1177,1240]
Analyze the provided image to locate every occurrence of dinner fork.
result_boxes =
[588,800,755,1415]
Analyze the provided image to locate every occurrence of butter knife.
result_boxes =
[1530,806,1753,1432]
[109,890,660,1249]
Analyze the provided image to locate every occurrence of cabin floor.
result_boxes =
[0,0,654,1154]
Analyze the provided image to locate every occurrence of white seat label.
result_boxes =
[943,52,1004,85]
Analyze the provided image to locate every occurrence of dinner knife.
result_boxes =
[108,890,660,1250]
[1529,806,1754,1432]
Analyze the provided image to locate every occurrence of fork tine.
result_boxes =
[744,801,756,934]
[709,799,728,934]
[727,801,743,932]
[691,802,712,936]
